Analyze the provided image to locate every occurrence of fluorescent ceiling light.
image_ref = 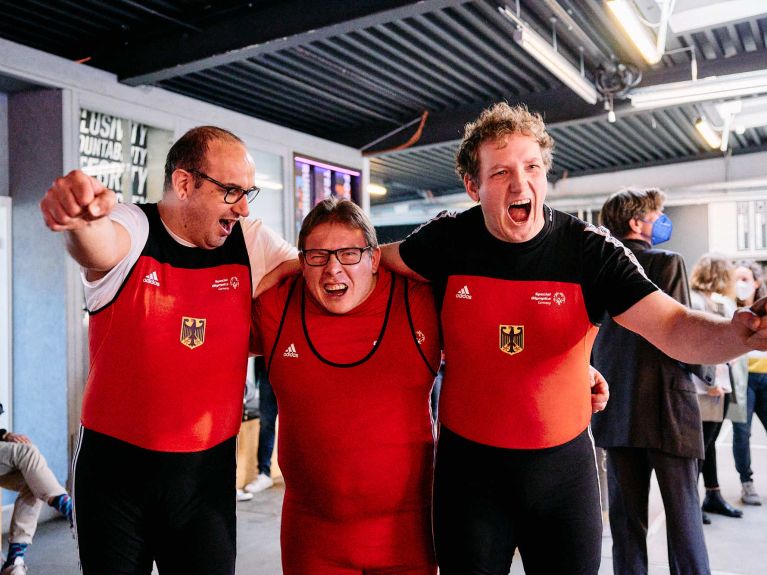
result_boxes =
[606,0,662,64]
[499,7,598,105]
[695,117,722,149]
[630,69,767,109]
[254,179,284,191]
[368,183,388,196]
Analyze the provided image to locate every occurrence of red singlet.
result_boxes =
[440,275,596,449]
[254,268,440,574]
[82,204,252,451]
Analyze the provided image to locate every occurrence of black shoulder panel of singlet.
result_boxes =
[138,203,249,269]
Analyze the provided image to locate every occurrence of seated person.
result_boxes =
[0,405,73,575]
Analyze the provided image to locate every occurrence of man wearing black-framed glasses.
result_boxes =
[40,126,296,575]
[252,198,442,574]
[188,168,260,205]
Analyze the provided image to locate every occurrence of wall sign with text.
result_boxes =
[78,109,172,203]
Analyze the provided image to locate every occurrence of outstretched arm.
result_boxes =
[615,290,766,364]
[40,170,129,280]
[380,242,428,282]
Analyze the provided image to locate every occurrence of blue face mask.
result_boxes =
[647,213,673,245]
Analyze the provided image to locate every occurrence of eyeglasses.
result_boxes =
[188,169,260,204]
[301,247,372,267]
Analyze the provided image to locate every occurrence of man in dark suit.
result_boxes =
[592,187,714,575]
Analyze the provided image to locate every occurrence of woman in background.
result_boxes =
[732,261,767,506]
[689,254,747,522]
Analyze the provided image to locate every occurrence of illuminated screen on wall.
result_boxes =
[294,155,361,235]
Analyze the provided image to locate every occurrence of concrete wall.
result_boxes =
[663,204,710,271]
[0,92,7,197]
[8,89,69,487]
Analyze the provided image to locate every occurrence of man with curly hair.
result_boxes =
[382,102,767,574]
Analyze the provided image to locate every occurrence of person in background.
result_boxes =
[591,187,714,574]
[732,260,767,505]
[39,126,297,574]
[244,356,277,495]
[380,101,767,575]
[689,254,747,521]
[0,404,73,575]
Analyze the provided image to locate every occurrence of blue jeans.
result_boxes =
[732,372,767,483]
[257,376,278,477]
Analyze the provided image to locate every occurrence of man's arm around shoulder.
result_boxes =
[380,242,428,282]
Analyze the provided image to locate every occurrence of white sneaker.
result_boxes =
[244,473,274,494]
[1,558,28,575]
[742,481,762,506]
[236,488,253,502]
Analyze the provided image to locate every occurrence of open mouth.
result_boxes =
[324,283,348,297]
[507,199,532,224]
[219,219,235,235]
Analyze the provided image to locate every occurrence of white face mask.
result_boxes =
[735,279,755,302]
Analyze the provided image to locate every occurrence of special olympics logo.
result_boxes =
[553,292,566,305]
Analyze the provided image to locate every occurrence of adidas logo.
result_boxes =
[283,343,299,358]
[143,271,160,287]
[455,285,472,299]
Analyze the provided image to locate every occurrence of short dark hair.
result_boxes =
[600,187,666,237]
[298,198,377,251]
[163,126,244,193]
[455,102,554,183]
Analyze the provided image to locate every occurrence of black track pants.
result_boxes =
[434,427,602,575]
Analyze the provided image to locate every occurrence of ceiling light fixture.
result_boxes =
[629,70,767,109]
[368,183,388,196]
[606,0,663,64]
[695,118,722,150]
[499,6,598,105]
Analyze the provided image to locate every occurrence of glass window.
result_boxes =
[756,201,767,250]
[737,201,751,251]
[248,148,285,238]
[293,155,361,236]
[78,109,173,203]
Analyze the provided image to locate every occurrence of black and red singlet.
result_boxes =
[82,203,252,452]
[400,205,657,449]
[253,267,441,574]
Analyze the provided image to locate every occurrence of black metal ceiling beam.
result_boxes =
[106,0,472,86]
[334,48,767,150]
[333,85,606,150]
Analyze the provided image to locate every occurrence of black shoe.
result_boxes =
[702,511,711,525]
[702,490,744,518]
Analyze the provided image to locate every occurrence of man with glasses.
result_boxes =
[40,126,296,574]
[251,198,442,574]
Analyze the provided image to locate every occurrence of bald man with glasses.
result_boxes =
[40,126,296,575]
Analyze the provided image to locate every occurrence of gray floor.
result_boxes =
[14,420,767,575]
